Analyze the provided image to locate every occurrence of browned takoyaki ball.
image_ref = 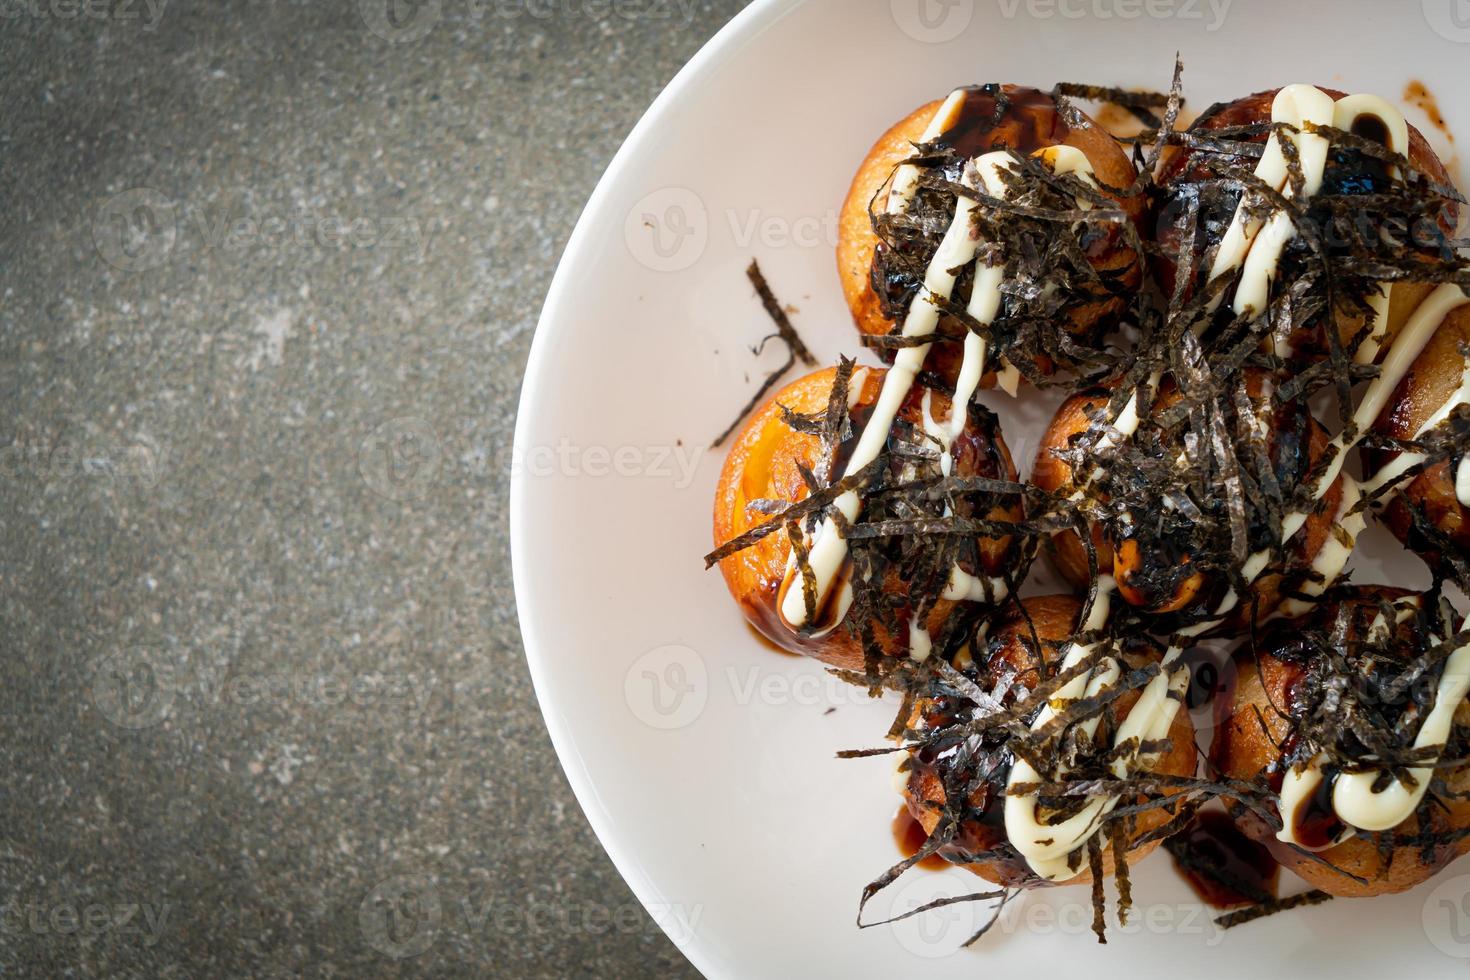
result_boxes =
[1153,87,1460,361]
[1212,587,1470,897]
[838,85,1145,386]
[1032,370,1343,626]
[1368,288,1470,570]
[713,366,1022,671]
[900,595,1198,887]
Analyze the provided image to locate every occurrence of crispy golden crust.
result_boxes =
[712,367,1020,671]
[837,88,1144,385]
[902,595,1199,887]
[1154,87,1460,357]
[1369,295,1470,564]
[1031,371,1342,625]
[1212,592,1470,897]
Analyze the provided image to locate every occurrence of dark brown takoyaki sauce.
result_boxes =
[1266,739,1350,852]
[1168,812,1281,909]
[1319,113,1394,197]
[936,85,1071,159]
[901,762,1038,884]
[892,807,951,871]
[745,622,798,657]
[1181,648,1234,728]
[1290,767,1348,852]
[1351,114,1390,147]
[1404,80,1454,145]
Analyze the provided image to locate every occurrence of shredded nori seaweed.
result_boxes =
[1258,589,1470,837]
[704,57,1470,950]
[1214,889,1334,930]
[867,119,1144,387]
[712,261,819,447]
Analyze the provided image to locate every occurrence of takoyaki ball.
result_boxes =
[1367,290,1470,571]
[839,85,1145,387]
[1153,86,1459,363]
[713,366,1023,671]
[1032,369,1343,628]
[900,595,1198,887]
[1212,587,1470,897]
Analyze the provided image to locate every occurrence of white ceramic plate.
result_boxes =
[511,1,1470,975]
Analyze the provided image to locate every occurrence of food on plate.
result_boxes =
[838,84,1146,390]
[702,65,1470,943]
[710,363,1024,670]
[1212,587,1470,896]
[895,593,1199,887]
[1153,84,1461,365]
[1031,368,1346,628]
[1364,289,1470,574]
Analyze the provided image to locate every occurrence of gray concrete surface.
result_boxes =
[0,1,745,975]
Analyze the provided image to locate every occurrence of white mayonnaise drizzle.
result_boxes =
[1223,119,1452,620]
[1359,285,1470,499]
[1205,88,1410,362]
[1277,598,1470,840]
[1335,95,1411,365]
[779,144,990,635]
[1001,87,1460,874]
[1270,284,1470,839]
[1003,578,1193,880]
[1206,85,1335,319]
[778,104,1099,641]
[1277,477,1366,619]
[1003,579,1121,878]
[998,367,1181,882]
[1217,97,1470,837]
[886,89,969,215]
[1334,635,1470,830]
[1233,86,1336,324]
[908,620,934,664]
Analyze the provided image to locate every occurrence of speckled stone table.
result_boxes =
[0,2,745,975]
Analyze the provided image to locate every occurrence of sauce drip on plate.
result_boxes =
[1168,812,1280,909]
[892,808,950,871]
